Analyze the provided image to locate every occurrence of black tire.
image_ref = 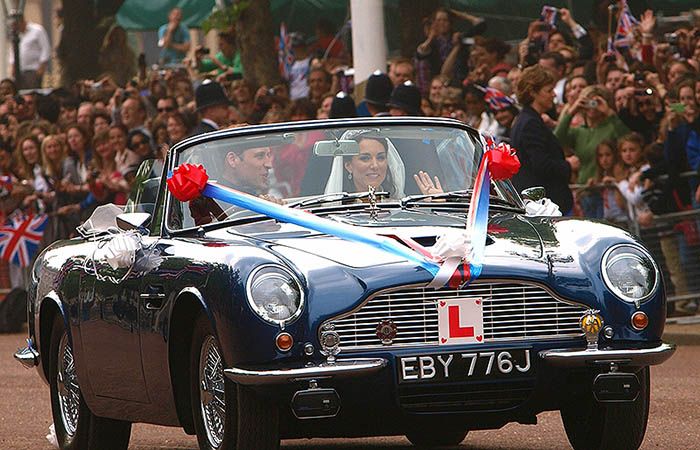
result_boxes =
[190,312,279,450]
[405,428,468,447]
[48,315,131,450]
[561,367,650,450]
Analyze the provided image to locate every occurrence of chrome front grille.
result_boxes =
[328,281,586,351]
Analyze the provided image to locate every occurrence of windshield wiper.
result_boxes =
[401,190,473,206]
[287,191,391,208]
[401,190,519,209]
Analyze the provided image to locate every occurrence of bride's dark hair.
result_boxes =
[342,136,395,196]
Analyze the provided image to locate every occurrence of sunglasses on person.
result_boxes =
[131,139,148,147]
[157,106,175,113]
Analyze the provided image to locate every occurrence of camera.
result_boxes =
[664,33,679,54]
[526,38,545,65]
[585,99,598,109]
[634,87,653,96]
[603,52,616,62]
[459,33,475,46]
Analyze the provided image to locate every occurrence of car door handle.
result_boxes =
[140,292,165,310]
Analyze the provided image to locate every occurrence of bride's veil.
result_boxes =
[324,130,405,198]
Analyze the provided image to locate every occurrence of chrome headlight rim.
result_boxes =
[601,243,660,304]
[245,264,305,326]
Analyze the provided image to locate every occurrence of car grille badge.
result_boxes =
[580,309,604,350]
[320,323,341,363]
[375,320,397,345]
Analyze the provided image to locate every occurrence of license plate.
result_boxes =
[398,348,532,383]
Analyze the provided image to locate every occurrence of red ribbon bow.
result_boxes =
[487,143,520,180]
[166,163,209,202]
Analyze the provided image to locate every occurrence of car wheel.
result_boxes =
[190,313,279,450]
[405,428,468,447]
[561,367,650,450]
[49,315,131,450]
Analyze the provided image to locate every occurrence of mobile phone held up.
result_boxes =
[669,103,685,114]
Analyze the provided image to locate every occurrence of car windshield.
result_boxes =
[167,122,520,231]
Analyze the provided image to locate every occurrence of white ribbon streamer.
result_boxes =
[426,231,473,289]
[524,198,562,216]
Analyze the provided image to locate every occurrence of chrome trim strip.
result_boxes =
[539,342,676,367]
[223,357,388,385]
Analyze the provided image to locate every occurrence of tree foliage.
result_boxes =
[202,1,250,34]
[57,0,125,87]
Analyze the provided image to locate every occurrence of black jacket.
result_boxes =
[510,105,573,214]
[189,121,217,137]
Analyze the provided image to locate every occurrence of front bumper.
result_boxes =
[224,357,388,385]
[539,341,676,368]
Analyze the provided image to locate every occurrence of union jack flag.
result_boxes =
[278,22,294,79]
[614,0,639,49]
[0,214,48,267]
[484,87,515,112]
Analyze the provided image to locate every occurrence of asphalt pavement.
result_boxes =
[1,320,698,450]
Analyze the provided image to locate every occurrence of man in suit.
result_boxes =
[510,65,579,214]
[190,80,231,136]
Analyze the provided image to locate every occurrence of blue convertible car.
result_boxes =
[16,118,674,450]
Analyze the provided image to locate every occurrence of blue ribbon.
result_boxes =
[202,182,440,276]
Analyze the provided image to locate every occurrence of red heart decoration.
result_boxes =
[487,143,521,180]
[475,300,481,305]
[441,338,447,343]
[167,163,209,202]
[439,301,446,307]
[476,335,483,342]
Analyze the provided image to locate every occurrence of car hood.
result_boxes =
[223,208,543,268]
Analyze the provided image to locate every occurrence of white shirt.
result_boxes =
[554,77,566,106]
[8,22,51,71]
[202,118,219,130]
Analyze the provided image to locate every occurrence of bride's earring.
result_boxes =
[348,173,353,180]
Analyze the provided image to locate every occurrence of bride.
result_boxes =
[324,130,406,198]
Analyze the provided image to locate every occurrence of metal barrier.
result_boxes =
[571,171,700,317]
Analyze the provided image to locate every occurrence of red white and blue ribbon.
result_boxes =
[427,138,519,288]
[167,142,519,289]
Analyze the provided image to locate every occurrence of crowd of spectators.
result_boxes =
[2,5,700,311]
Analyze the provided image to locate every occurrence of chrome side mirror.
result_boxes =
[116,212,151,233]
[520,187,546,201]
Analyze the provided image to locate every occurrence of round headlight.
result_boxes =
[602,244,659,303]
[246,265,304,325]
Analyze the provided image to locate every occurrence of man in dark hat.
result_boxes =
[362,70,393,117]
[329,92,357,119]
[190,80,231,136]
[387,81,443,194]
[388,81,423,116]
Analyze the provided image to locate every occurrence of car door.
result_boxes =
[78,160,166,403]
[79,244,151,403]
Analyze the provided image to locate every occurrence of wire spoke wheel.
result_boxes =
[57,333,80,437]
[199,335,226,449]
